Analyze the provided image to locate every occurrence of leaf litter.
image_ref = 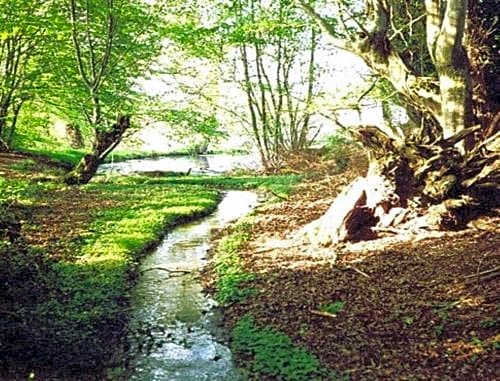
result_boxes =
[204,150,499,380]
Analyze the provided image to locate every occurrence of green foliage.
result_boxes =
[321,133,356,172]
[0,177,221,371]
[6,158,37,171]
[319,301,345,315]
[43,0,165,127]
[156,108,227,151]
[480,318,499,329]
[432,300,459,337]
[12,119,86,166]
[0,0,52,146]
[232,315,345,381]
[99,173,301,195]
[214,219,256,304]
[0,177,59,206]
[470,336,484,349]
[402,316,415,326]
[0,178,29,204]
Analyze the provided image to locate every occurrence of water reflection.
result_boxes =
[99,154,260,176]
[125,191,258,380]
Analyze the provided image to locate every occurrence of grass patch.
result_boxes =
[232,315,346,381]
[0,178,221,374]
[95,173,301,197]
[213,219,256,304]
[13,132,85,167]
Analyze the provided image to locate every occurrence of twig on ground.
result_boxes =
[310,309,337,318]
[342,265,371,279]
[463,265,500,279]
[464,267,500,284]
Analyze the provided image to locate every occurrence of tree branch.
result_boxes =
[294,0,350,52]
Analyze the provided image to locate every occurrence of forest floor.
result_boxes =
[205,151,500,380]
[1,151,499,380]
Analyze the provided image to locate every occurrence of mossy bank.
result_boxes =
[0,153,300,379]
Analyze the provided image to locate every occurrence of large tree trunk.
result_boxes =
[295,0,499,245]
[64,115,130,185]
[303,125,499,245]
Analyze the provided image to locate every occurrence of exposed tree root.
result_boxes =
[302,126,499,246]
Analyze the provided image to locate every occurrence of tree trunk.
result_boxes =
[303,125,499,246]
[64,115,130,185]
[65,124,85,149]
[295,0,499,245]
[0,137,9,152]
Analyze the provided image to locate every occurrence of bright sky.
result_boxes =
[136,34,385,151]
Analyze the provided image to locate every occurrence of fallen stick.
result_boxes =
[310,309,337,318]
[465,270,499,285]
[343,265,371,279]
[463,265,500,279]
[140,266,192,275]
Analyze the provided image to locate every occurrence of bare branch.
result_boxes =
[294,0,350,52]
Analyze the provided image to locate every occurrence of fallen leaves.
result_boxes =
[206,154,500,380]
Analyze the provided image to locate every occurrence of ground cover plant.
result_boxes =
[0,164,221,376]
[0,152,301,378]
[1,0,498,378]
[212,218,256,305]
[232,314,345,381]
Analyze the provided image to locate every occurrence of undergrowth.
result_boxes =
[213,219,256,304]
[232,315,347,381]
[0,180,221,375]
[321,133,357,173]
[96,173,301,198]
[1,152,302,376]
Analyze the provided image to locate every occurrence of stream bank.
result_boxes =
[121,191,258,380]
[201,154,500,380]
[0,152,299,379]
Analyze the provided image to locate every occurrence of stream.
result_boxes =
[102,156,259,380]
[124,191,257,380]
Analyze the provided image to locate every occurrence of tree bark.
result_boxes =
[64,115,130,185]
[294,0,498,245]
[303,125,499,246]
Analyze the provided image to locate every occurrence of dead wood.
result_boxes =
[310,309,337,318]
[301,125,499,246]
[140,266,192,275]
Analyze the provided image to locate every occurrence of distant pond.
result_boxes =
[98,154,261,176]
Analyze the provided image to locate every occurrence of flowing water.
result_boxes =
[123,191,258,380]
